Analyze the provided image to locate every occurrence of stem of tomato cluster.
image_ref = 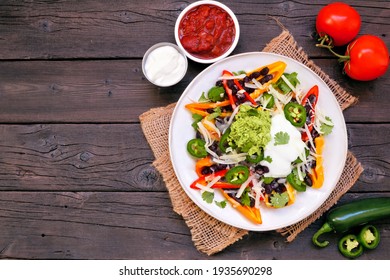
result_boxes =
[315,44,350,62]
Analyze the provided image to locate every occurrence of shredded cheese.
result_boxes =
[281,74,297,93]
[236,174,255,198]
[218,73,247,80]
[203,119,221,138]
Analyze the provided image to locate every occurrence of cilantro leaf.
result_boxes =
[276,72,300,94]
[274,131,290,146]
[215,200,227,209]
[320,116,334,136]
[198,92,209,103]
[202,191,214,204]
[263,156,273,163]
[207,86,225,102]
[270,192,289,208]
[240,188,251,206]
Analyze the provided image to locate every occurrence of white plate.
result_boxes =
[169,52,348,231]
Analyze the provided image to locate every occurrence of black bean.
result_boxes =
[259,67,269,76]
[215,80,223,87]
[275,185,287,194]
[259,74,274,84]
[263,184,273,194]
[201,167,212,175]
[304,175,313,187]
[249,71,261,79]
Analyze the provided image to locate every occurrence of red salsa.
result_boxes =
[178,4,236,60]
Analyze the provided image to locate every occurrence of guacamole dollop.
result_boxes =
[228,105,271,155]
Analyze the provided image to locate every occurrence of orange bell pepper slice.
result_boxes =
[195,156,214,177]
[248,61,287,100]
[310,136,325,189]
[220,190,262,224]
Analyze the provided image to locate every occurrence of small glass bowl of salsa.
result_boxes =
[175,0,240,64]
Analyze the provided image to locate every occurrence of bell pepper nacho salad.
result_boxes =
[184,60,336,225]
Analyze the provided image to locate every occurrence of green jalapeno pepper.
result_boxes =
[284,102,307,127]
[338,234,364,259]
[246,149,264,164]
[286,169,306,192]
[358,225,380,250]
[219,128,231,153]
[187,138,207,158]
[225,166,250,185]
[312,197,390,248]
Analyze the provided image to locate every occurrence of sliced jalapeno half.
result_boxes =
[225,166,250,185]
[284,103,307,127]
[286,168,306,192]
[187,138,207,158]
[338,234,363,259]
[219,128,231,153]
[358,225,380,250]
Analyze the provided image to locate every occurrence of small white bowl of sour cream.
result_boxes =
[142,42,188,87]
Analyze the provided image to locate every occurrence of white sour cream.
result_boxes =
[144,45,186,87]
[261,113,307,178]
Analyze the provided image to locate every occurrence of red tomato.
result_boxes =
[343,35,389,81]
[316,2,361,47]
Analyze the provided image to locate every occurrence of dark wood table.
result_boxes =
[0,0,389,260]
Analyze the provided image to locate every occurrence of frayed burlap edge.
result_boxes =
[139,29,363,254]
[276,151,363,241]
[140,103,247,256]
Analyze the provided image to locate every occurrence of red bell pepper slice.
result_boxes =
[301,85,319,142]
[222,70,257,106]
[221,70,237,110]
[190,169,241,190]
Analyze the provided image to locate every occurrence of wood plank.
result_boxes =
[0,59,388,123]
[0,123,388,192]
[0,192,388,259]
[0,124,165,191]
[0,1,388,60]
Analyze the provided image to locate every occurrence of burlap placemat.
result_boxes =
[139,30,363,255]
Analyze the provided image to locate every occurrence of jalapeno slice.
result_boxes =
[358,225,380,250]
[219,128,231,153]
[286,169,306,192]
[246,150,264,164]
[187,138,207,158]
[284,103,307,127]
[225,166,250,185]
[338,234,364,259]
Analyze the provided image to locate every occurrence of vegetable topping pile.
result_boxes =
[185,61,334,224]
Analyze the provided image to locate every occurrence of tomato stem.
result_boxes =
[315,44,350,62]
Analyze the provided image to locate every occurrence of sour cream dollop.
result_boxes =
[261,113,307,178]
[144,45,187,87]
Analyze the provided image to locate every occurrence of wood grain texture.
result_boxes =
[0,0,389,260]
[0,59,389,123]
[0,192,388,259]
[0,124,164,191]
[0,1,388,60]
[0,123,388,192]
